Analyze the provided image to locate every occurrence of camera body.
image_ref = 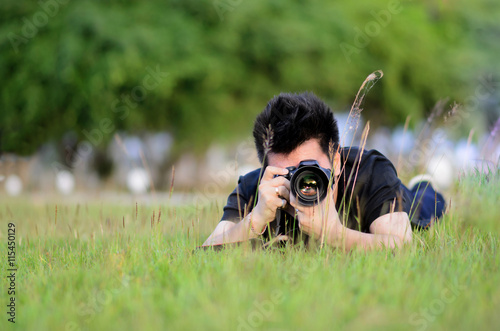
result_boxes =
[278,160,333,206]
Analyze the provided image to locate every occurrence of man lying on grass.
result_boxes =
[203,92,445,250]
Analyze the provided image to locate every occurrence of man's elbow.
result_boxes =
[396,226,413,245]
[404,219,413,242]
[202,220,237,246]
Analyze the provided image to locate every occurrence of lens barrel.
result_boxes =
[290,161,332,206]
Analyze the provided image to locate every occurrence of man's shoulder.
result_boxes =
[237,168,262,196]
[337,146,408,231]
[240,168,262,181]
[340,146,393,168]
[339,146,400,189]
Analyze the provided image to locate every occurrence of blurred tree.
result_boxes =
[0,0,498,156]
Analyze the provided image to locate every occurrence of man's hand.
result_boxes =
[251,166,292,233]
[202,166,292,246]
[290,190,413,250]
[290,190,341,240]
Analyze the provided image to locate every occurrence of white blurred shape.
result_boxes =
[391,126,415,155]
[56,170,75,195]
[146,132,173,164]
[126,168,150,194]
[337,112,364,147]
[123,137,143,161]
[0,175,4,182]
[5,175,23,196]
[427,154,454,190]
[454,139,479,170]
[367,127,392,156]
[237,165,257,178]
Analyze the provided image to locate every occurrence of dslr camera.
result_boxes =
[277,160,333,206]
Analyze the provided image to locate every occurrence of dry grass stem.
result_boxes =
[341,70,383,149]
[169,166,175,199]
[262,124,274,157]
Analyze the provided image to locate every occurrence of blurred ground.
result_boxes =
[1,112,498,200]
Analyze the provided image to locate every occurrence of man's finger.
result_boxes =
[269,175,291,190]
[262,166,289,181]
[289,194,296,208]
[275,185,290,201]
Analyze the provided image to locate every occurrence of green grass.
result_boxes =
[1,170,499,331]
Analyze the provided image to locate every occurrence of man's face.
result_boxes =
[267,138,333,171]
[267,138,340,210]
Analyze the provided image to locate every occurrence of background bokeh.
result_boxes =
[1,0,499,196]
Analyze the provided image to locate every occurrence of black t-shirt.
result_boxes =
[220,147,412,238]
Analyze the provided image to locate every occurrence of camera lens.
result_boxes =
[292,170,326,205]
[298,174,318,197]
[289,161,332,206]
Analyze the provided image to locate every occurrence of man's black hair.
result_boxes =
[253,92,339,164]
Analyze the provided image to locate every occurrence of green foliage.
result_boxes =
[0,0,498,155]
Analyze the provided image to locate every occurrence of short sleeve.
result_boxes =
[360,155,411,230]
[220,168,260,223]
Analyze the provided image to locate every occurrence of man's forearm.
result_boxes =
[325,226,408,251]
[202,213,261,246]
